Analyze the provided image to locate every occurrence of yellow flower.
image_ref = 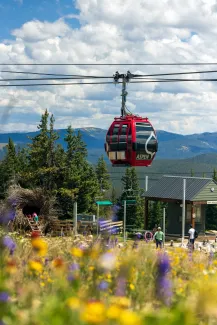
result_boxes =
[107,304,121,320]
[89,266,95,271]
[110,296,130,308]
[28,260,43,273]
[40,282,45,287]
[129,283,135,291]
[71,247,83,258]
[31,238,48,257]
[66,297,80,310]
[82,301,106,324]
[119,310,142,325]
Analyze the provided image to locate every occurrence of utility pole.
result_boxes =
[145,175,148,192]
[123,200,127,243]
[163,208,166,247]
[96,203,99,236]
[181,179,186,246]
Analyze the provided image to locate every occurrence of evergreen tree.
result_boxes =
[191,168,194,177]
[28,110,59,189]
[213,168,217,181]
[111,186,117,204]
[4,138,17,176]
[148,201,163,229]
[58,126,100,216]
[0,138,17,195]
[206,205,217,230]
[117,167,144,228]
[95,155,110,193]
[29,109,49,170]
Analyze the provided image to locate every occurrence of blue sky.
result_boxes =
[0,0,80,41]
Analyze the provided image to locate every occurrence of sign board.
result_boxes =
[207,201,217,204]
[95,201,113,206]
[122,200,136,205]
[136,153,150,160]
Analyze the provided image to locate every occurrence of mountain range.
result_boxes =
[1,127,217,193]
[1,127,217,162]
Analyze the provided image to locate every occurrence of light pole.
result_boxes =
[163,207,166,247]
[96,203,99,236]
[181,178,186,246]
[123,200,127,243]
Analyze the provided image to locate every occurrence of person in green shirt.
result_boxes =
[153,227,164,249]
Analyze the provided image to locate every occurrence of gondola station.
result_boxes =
[144,175,217,237]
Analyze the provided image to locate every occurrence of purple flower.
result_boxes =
[0,292,9,302]
[3,236,16,255]
[156,253,172,305]
[0,320,6,325]
[158,253,170,276]
[158,276,172,305]
[98,281,109,291]
[115,277,126,296]
[69,263,79,272]
[209,251,214,266]
[0,210,15,225]
[67,274,75,282]
[44,258,49,266]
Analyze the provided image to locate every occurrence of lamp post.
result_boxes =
[123,200,127,243]
[181,178,186,246]
[163,207,166,247]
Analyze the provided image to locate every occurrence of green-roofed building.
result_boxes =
[143,175,217,235]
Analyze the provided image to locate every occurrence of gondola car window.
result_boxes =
[119,124,128,151]
[112,125,120,141]
[136,122,156,152]
[110,124,120,151]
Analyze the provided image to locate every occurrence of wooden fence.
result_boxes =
[99,219,123,234]
[47,218,123,237]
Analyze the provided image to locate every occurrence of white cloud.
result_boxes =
[1,0,217,134]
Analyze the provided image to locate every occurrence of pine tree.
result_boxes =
[0,138,17,193]
[118,167,144,228]
[213,168,217,181]
[95,155,110,193]
[59,126,100,215]
[206,205,217,230]
[4,138,17,175]
[29,109,49,170]
[111,186,117,204]
[28,110,59,189]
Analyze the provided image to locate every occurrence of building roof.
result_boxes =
[144,175,215,201]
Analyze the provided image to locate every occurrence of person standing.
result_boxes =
[153,227,164,249]
[188,224,198,250]
[33,212,39,224]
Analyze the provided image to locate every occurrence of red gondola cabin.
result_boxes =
[105,115,158,167]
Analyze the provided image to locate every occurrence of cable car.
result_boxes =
[105,71,158,167]
[105,114,158,167]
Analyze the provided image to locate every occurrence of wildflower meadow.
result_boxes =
[1,231,217,325]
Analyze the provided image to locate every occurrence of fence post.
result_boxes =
[73,201,77,235]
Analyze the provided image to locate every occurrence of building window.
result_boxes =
[186,204,191,222]
[195,205,201,223]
